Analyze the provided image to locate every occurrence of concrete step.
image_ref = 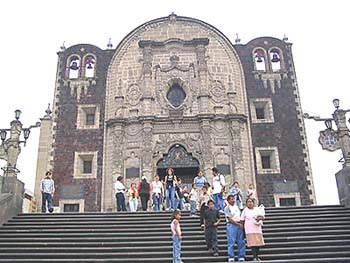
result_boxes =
[0,205,349,262]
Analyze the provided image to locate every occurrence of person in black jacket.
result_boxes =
[204,199,221,257]
[138,176,150,211]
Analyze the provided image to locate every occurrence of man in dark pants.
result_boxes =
[204,199,221,257]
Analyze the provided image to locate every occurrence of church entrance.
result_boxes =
[156,144,199,186]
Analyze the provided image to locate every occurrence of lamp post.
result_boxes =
[0,110,40,177]
[304,99,350,206]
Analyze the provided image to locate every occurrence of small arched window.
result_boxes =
[269,48,282,71]
[253,49,267,71]
[84,55,96,78]
[68,55,80,79]
[167,82,186,108]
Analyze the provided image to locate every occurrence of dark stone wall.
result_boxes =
[52,44,114,211]
[235,37,313,206]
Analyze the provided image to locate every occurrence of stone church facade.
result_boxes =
[34,14,315,212]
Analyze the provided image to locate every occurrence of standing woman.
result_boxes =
[138,176,151,211]
[165,167,177,210]
[240,198,265,261]
[127,183,139,212]
[151,175,164,211]
[115,176,126,211]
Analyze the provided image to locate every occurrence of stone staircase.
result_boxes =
[0,205,349,262]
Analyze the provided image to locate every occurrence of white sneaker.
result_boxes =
[238,258,245,262]
[228,259,235,262]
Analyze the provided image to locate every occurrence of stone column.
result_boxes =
[196,44,210,115]
[34,113,52,212]
[142,121,153,181]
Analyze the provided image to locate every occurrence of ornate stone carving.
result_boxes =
[112,127,124,170]
[126,84,142,106]
[210,80,226,103]
[63,79,96,101]
[230,121,243,167]
[157,145,199,168]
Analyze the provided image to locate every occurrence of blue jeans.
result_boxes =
[172,235,181,263]
[129,199,137,212]
[212,192,224,211]
[166,186,176,210]
[174,197,185,211]
[190,200,197,215]
[41,192,53,213]
[226,223,246,260]
[116,193,126,211]
[152,193,162,211]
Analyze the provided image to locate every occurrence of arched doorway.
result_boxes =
[157,144,199,185]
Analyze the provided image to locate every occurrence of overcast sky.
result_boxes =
[0,0,349,205]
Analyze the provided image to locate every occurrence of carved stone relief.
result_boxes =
[126,84,142,106]
[210,80,227,103]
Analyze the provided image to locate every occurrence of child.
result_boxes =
[253,204,265,226]
[40,171,55,213]
[182,186,191,211]
[127,183,138,212]
[204,182,213,196]
[229,181,243,210]
[204,200,221,257]
[199,185,211,228]
[247,183,258,204]
[189,183,198,217]
[171,210,184,263]
[175,178,185,210]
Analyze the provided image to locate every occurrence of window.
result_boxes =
[63,204,80,212]
[269,48,282,72]
[84,55,96,78]
[273,193,301,207]
[261,155,271,169]
[68,55,81,79]
[167,83,186,108]
[77,104,100,129]
[255,107,265,120]
[74,151,98,178]
[255,147,281,174]
[83,160,92,174]
[253,49,267,71]
[59,199,85,212]
[86,113,95,126]
[250,98,274,123]
[279,198,296,206]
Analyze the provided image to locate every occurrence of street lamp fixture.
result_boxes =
[0,109,40,176]
[0,130,6,141]
[325,119,333,130]
[304,99,350,167]
[14,109,22,120]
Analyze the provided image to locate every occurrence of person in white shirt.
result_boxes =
[40,171,55,213]
[212,167,225,212]
[151,175,164,211]
[225,195,246,262]
[115,176,126,211]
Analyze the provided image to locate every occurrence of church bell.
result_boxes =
[271,53,280,63]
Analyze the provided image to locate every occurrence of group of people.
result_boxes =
[170,167,265,263]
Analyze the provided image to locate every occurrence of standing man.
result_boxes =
[115,176,126,211]
[225,195,246,262]
[212,167,225,212]
[40,171,55,213]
